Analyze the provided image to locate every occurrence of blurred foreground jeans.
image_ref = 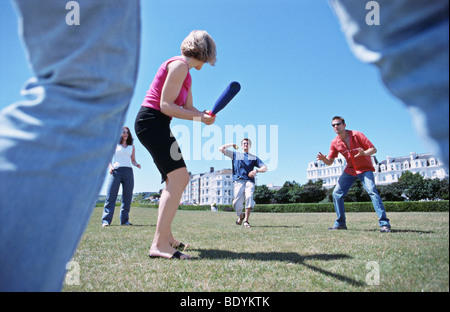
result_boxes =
[329,0,449,169]
[0,0,141,291]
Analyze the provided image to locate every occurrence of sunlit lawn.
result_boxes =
[64,207,449,292]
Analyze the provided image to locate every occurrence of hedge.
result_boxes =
[138,200,448,213]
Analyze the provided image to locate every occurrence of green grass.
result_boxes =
[63,207,449,292]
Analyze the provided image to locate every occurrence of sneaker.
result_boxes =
[102,223,109,227]
[121,221,133,226]
[380,226,391,233]
[328,225,347,230]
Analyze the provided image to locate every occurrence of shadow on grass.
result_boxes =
[103,224,155,227]
[251,225,303,229]
[195,249,364,287]
[359,228,434,234]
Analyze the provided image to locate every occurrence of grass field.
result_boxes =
[63,207,449,292]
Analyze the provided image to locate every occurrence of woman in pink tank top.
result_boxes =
[135,30,217,260]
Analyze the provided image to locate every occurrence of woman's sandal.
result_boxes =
[148,250,192,260]
[243,221,251,228]
[236,214,245,225]
[172,241,190,251]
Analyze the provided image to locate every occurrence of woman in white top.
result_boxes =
[102,127,141,226]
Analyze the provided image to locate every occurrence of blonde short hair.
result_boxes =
[181,30,217,66]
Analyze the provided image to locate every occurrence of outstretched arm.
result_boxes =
[219,143,238,154]
[316,152,335,166]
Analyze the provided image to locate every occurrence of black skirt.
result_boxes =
[134,106,186,183]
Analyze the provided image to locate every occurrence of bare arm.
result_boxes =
[131,145,141,169]
[183,88,202,114]
[108,163,115,174]
[219,143,238,154]
[248,165,268,178]
[256,165,268,173]
[355,146,377,157]
[316,152,335,166]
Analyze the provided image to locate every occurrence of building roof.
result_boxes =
[378,152,439,166]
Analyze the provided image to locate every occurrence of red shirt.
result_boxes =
[328,130,375,176]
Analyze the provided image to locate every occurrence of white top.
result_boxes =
[112,144,133,169]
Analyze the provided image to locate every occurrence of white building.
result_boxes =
[307,152,448,188]
[181,167,235,205]
[375,152,447,185]
[307,154,348,188]
[182,173,202,205]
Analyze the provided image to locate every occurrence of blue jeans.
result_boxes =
[0,0,140,291]
[332,171,390,228]
[102,167,135,225]
[330,0,449,169]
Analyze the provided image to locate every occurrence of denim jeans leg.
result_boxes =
[119,168,134,224]
[102,171,122,225]
[0,0,140,291]
[332,172,356,227]
[359,171,390,228]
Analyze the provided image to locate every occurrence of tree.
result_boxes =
[438,178,449,200]
[398,171,427,201]
[423,178,442,200]
[345,179,371,202]
[255,174,449,205]
[288,182,304,203]
[377,182,404,201]
[254,185,274,204]
[300,180,326,203]
[273,181,301,204]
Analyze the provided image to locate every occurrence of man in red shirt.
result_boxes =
[317,116,391,232]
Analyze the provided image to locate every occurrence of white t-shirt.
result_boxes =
[112,144,133,169]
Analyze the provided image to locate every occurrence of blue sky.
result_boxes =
[0,0,429,194]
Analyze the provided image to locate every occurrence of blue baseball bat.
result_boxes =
[208,81,241,116]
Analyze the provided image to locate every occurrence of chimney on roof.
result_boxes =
[210,167,214,173]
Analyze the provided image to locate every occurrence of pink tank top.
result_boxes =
[141,57,191,110]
